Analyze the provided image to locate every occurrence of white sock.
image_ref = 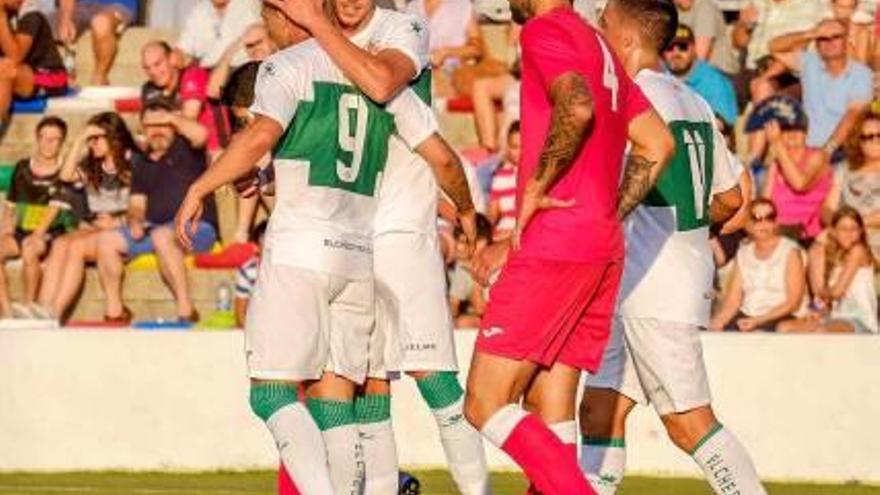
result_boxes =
[432,397,492,495]
[265,403,336,495]
[580,436,626,495]
[322,424,365,495]
[692,425,767,495]
[357,394,398,495]
[307,399,364,495]
[548,420,578,445]
[417,373,491,495]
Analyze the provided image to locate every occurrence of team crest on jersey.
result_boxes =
[410,21,424,35]
[261,62,277,78]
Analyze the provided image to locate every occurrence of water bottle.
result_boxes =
[398,471,420,495]
[216,282,232,312]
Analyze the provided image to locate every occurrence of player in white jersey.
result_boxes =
[265,1,492,493]
[577,1,768,494]
[174,5,478,495]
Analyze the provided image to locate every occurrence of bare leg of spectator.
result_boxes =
[0,58,33,123]
[96,230,128,319]
[0,235,20,317]
[472,74,514,152]
[38,235,74,308]
[233,195,260,244]
[90,11,120,86]
[19,236,47,304]
[49,234,99,317]
[150,226,195,319]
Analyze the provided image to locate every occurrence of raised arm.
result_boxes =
[265,0,421,103]
[618,109,675,219]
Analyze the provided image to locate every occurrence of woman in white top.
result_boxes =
[710,198,807,331]
[779,206,878,333]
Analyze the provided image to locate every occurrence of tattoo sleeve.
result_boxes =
[533,72,595,189]
[617,153,657,219]
[439,157,476,213]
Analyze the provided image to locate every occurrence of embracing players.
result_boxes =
[264,0,492,493]
[579,1,767,494]
[174,2,478,494]
[465,0,674,493]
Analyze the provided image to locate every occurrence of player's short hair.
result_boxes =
[455,213,494,244]
[222,61,261,109]
[610,0,679,52]
[36,115,67,139]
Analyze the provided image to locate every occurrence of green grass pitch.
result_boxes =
[0,471,877,494]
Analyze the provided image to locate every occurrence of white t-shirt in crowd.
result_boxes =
[177,0,260,68]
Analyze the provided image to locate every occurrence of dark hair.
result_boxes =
[222,61,261,109]
[610,0,679,52]
[141,97,176,118]
[507,120,520,138]
[454,213,493,244]
[749,197,777,217]
[825,206,872,285]
[251,220,268,243]
[82,112,136,189]
[36,115,68,139]
[845,109,880,171]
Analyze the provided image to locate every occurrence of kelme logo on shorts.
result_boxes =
[481,327,504,338]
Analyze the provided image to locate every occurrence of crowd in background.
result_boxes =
[0,0,878,334]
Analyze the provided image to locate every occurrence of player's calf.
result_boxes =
[414,371,490,495]
[249,380,334,495]
[578,388,636,495]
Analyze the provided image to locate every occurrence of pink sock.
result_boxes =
[483,406,596,495]
[278,462,300,495]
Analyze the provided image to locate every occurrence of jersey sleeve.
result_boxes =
[520,19,580,93]
[249,57,303,131]
[387,88,438,150]
[373,11,430,77]
[621,80,653,124]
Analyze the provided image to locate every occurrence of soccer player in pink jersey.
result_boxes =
[463,0,675,493]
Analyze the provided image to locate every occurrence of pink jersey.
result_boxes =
[180,66,226,151]
[517,7,651,263]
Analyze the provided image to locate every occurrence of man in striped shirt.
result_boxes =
[233,221,266,327]
[487,121,520,241]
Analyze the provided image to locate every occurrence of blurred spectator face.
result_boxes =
[832,214,863,250]
[746,201,778,241]
[505,129,521,167]
[664,39,696,76]
[858,117,880,160]
[780,125,807,149]
[815,20,848,61]
[673,0,694,11]
[141,109,176,155]
[36,125,65,161]
[86,128,110,160]
[332,0,374,31]
[243,25,276,61]
[831,0,858,22]
[142,45,178,90]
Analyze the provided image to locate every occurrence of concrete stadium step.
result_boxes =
[5,264,234,322]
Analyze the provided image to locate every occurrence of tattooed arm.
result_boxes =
[618,109,675,219]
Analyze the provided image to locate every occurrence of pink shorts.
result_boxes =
[477,256,622,372]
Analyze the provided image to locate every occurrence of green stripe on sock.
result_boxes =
[306,398,356,431]
[689,423,724,456]
[582,435,626,448]
[355,394,391,424]
[249,382,299,422]
[415,371,464,410]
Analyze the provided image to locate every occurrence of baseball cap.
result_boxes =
[671,24,695,45]
[745,95,809,133]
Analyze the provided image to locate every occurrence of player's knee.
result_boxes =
[90,12,115,38]
[462,386,498,430]
[580,395,617,438]
[249,381,299,422]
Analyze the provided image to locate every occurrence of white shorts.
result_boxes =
[586,316,711,415]
[245,253,374,385]
[369,232,457,378]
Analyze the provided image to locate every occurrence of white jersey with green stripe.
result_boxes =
[349,7,440,236]
[618,69,742,326]
[250,39,437,280]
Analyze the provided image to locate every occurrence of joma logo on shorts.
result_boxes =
[323,239,372,254]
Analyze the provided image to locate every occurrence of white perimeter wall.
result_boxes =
[1,330,879,483]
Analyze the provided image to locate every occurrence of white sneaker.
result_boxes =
[11,302,35,319]
[28,303,54,320]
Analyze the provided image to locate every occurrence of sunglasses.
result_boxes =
[860,132,880,142]
[817,33,845,43]
[750,211,777,223]
[664,41,691,53]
